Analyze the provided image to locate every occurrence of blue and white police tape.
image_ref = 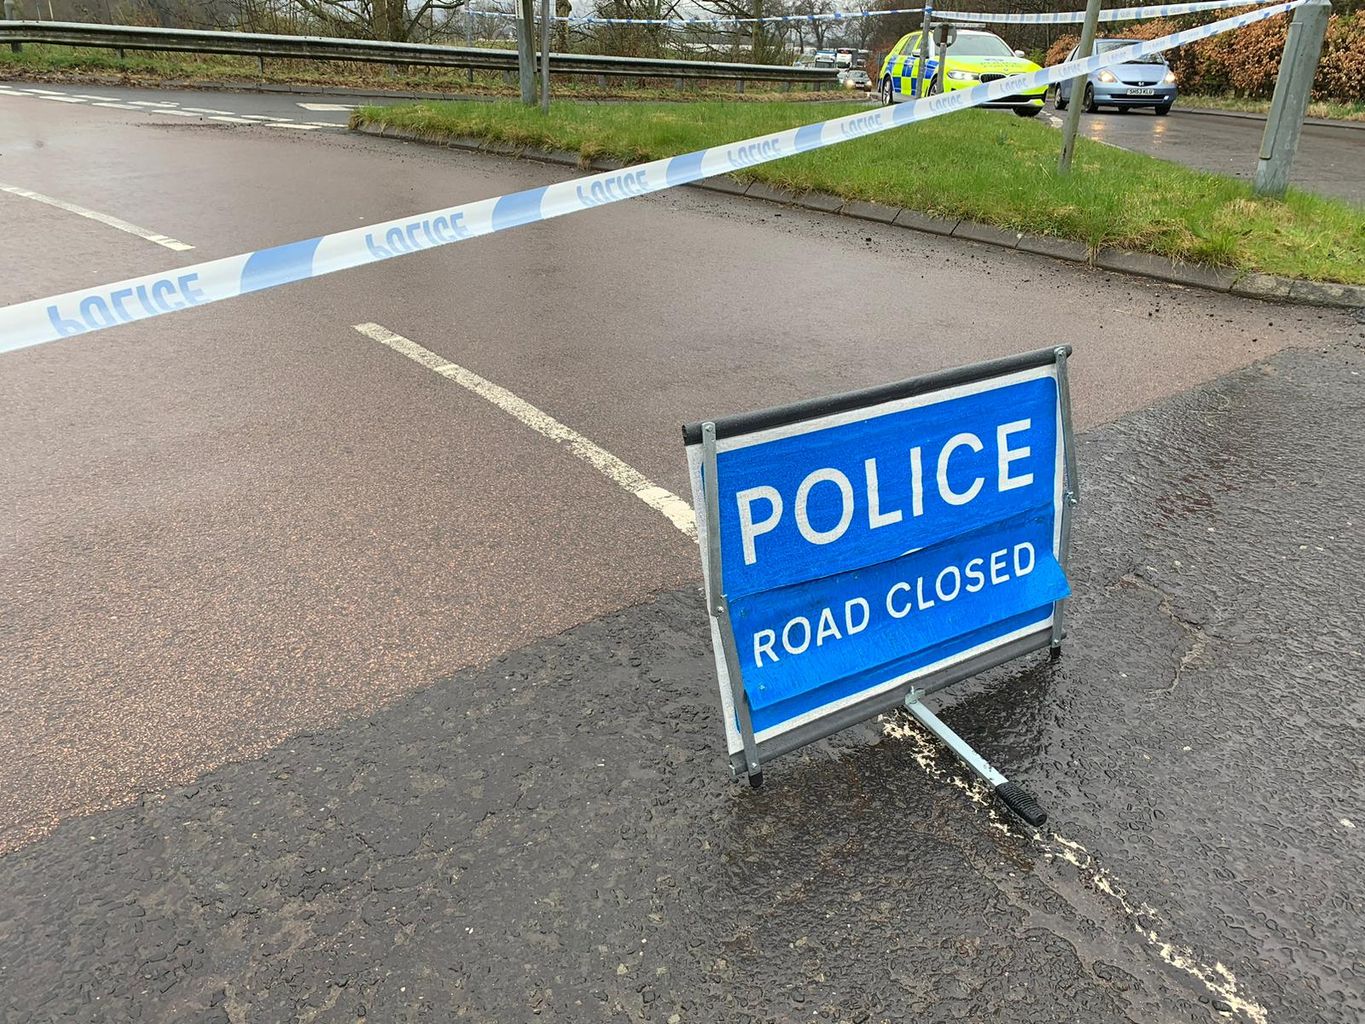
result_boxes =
[468,7,924,26]
[559,8,923,26]
[0,0,1304,356]
[936,0,1285,24]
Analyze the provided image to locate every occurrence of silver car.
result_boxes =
[1055,39,1177,115]
[838,68,872,91]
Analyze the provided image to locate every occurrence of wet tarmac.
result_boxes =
[1,343,1361,1023]
[4,87,1353,856]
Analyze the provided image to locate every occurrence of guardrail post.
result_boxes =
[1058,0,1102,174]
[736,78,745,94]
[1254,0,1331,198]
[675,76,684,91]
[258,55,265,78]
[3,0,19,54]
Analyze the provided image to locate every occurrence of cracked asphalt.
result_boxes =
[1,343,1361,1024]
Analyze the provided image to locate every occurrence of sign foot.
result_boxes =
[994,780,1048,827]
[904,693,1049,828]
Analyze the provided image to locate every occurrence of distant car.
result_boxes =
[878,29,1045,117]
[838,68,871,91]
[1054,39,1177,115]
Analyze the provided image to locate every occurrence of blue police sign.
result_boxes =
[684,348,1079,790]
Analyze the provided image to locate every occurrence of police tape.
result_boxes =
[936,0,1285,24]
[560,8,924,26]
[0,0,1304,356]
[469,7,924,26]
[464,6,922,25]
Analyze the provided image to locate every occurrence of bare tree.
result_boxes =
[278,0,471,41]
[788,0,834,53]
[691,0,792,64]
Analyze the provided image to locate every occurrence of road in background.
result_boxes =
[2,80,1361,203]
[2,82,1363,1024]
[1061,104,1364,204]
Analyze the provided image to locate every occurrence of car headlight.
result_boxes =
[946,70,980,81]
[1097,69,1118,83]
[1164,70,1177,84]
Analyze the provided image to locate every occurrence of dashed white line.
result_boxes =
[0,183,193,252]
[352,323,697,538]
[37,95,85,103]
[209,116,259,125]
[93,102,141,110]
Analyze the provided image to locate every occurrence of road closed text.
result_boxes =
[750,541,1038,668]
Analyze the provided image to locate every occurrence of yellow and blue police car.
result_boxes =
[878,29,1046,117]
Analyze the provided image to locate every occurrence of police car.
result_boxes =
[878,29,1046,117]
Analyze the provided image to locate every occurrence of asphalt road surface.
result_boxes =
[1054,104,1364,205]
[2,81,1363,1024]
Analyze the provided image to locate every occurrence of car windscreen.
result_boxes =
[937,34,1014,58]
[1095,39,1166,64]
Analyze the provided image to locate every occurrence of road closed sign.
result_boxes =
[683,347,1079,790]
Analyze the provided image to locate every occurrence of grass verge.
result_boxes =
[0,45,851,103]
[354,98,1365,286]
[1182,93,1365,123]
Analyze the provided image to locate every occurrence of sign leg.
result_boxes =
[904,693,1047,827]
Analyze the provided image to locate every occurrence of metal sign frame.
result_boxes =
[682,347,1078,820]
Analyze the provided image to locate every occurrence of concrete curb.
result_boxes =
[352,122,1365,311]
[1180,105,1365,133]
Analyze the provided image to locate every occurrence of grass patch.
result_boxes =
[1183,93,1365,123]
[0,44,851,103]
[354,98,1365,286]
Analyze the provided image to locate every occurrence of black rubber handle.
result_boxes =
[995,781,1047,827]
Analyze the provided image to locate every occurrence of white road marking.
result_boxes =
[296,102,356,111]
[353,323,697,538]
[181,106,236,114]
[93,102,141,110]
[269,122,322,130]
[37,95,86,103]
[0,183,193,252]
[209,116,259,125]
[159,109,203,117]
[882,715,1270,1024]
[128,99,177,107]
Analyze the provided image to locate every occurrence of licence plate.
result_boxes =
[1129,88,1156,96]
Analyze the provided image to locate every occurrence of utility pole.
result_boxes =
[518,0,537,105]
[540,0,551,112]
[1058,0,1102,174]
[1254,0,1331,197]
